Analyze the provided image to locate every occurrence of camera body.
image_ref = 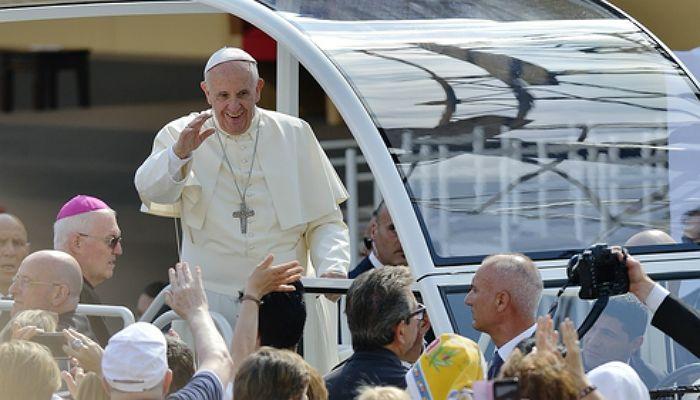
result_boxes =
[567,243,629,300]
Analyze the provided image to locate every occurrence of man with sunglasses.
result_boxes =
[54,195,123,345]
[325,267,430,400]
[9,250,84,330]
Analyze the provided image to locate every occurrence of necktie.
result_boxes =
[488,351,504,379]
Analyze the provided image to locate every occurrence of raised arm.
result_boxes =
[135,112,214,205]
[166,262,233,385]
[230,255,303,375]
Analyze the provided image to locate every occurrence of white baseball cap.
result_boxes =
[102,322,168,392]
[204,47,257,78]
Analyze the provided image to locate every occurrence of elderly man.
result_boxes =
[54,195,123,345]
[349,203,405,279]
[0,213,30,297]
[465,253,543,379]
[324,266,430,400]
[135,47,349,372]
[9,250,84,332]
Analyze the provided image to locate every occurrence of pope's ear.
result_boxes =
[200,81,211,104]
[255,78,265,102]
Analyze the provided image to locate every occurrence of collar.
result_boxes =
[369,252,383,268]
[351,348,403,364]
[83,277,95,290]
[496,324,536,361]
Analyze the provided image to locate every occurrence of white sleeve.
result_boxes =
[168,145,193,182]
[644,282,670,314]
[306,208,350,277]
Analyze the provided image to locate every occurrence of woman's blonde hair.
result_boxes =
[0,340,61,400]
[500,349,578,400]
[76,372,110,400]
[306,362,328,400]
[234,347,310,400]
[356,386,410,400]
[0,309,58,342]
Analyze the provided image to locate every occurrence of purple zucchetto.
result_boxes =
[56,195,111,221]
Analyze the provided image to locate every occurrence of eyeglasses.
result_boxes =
[406,303,427,322]
[78,233,122,250]
[11,275,61,288]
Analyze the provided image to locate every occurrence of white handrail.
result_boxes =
[0,299,135,327]
[152,310,233,346]
[140,284,171,323]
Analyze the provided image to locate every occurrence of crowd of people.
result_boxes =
[1,45,699,400]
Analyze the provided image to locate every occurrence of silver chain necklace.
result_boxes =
[215,115,262,234]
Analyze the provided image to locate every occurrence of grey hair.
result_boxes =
[53,209,115,250]
[345,266,414,351]
[483,254,543,318]
[204,60,259,85]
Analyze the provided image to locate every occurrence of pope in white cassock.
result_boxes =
[134,47,350,373]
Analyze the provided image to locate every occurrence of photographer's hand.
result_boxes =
[612,248,655,303]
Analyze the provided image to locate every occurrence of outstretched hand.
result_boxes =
[244,254,304,300]
[165,262,209,321]
[173,112,215,159]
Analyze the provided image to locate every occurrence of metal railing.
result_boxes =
[0,299,135,327]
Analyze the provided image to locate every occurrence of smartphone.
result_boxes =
[493,378,520,400]
[472,378,520,400]
[31,332,68,359]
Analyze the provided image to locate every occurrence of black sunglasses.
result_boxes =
[78,233,122,250]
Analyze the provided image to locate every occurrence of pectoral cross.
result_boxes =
[232,202,255,234]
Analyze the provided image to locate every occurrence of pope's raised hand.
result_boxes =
[173,112,215,159]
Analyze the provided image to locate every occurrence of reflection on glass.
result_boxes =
[444,282,700,391]
[269,0,700,264]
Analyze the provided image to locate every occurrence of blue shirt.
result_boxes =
[167,371,223,400]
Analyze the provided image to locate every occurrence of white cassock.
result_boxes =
[134,107,350,373]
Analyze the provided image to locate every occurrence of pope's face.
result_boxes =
[201,61,264,135]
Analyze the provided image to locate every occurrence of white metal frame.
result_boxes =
[0,299,136,327]
[3,0,700,336]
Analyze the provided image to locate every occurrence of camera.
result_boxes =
[472,378,520,400]
[567,243,629,300]
[31,332,68,359]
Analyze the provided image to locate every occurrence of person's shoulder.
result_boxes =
[166,370,223,400]
[260,108,310,131]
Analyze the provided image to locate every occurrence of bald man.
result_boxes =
[9,250,85,331]
[625,229,676,247]
[0,214,30,296]
[465,253,543,379]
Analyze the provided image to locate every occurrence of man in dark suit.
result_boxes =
[465,253,543,379]
[325,267,430,400]
[349,203,405,279]
[623,251,700,358]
